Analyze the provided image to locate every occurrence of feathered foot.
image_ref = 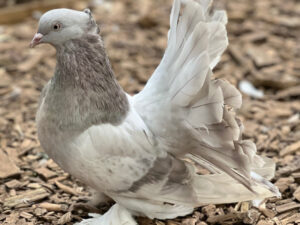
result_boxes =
[75,204,137,225]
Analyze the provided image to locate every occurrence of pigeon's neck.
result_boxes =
[46,34,129,130]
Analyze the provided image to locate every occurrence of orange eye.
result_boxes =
[53,23,61,30]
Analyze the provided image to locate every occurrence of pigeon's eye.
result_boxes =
[53,23,61,31]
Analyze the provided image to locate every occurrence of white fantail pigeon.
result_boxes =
[31,0,280,224]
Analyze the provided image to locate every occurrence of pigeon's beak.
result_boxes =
[30,33,43,48]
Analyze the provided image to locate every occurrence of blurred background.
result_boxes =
[0,0,299,224]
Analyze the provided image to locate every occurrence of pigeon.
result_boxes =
[31,0,280,224]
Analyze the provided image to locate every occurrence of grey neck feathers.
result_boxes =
[45,34,129,131]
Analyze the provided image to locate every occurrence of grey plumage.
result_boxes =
[42,35,129,130]
[32,1,279,224]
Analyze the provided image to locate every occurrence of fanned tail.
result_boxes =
[189,155,280,204]
[134,0,279,204]
[164,0,278,198]
[193,171,279,205]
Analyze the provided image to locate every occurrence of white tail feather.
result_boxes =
[134,0,279,206]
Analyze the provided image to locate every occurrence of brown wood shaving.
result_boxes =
[3,188,50,208]
[57,212,72,225]
[55,180,78,195]
[39,202,67,212]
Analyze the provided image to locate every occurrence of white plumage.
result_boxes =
[33,0,280,224]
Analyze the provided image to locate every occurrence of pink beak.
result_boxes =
[30,33,43,48]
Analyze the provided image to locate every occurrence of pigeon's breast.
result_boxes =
[36,98,160,192]
[36,113,110,190]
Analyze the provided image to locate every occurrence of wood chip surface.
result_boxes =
[0,0,299,224]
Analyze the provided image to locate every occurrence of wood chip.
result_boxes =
[276,201,300,213]
[0,148,20,179]
[274,85,300,100]
[247,45,280,68]
[55,180,78,195]
[277,156,300,176]
[39,202,67,212]
[292,172,300,183]
[201,204,216,217]
[181,217,198,225]
[3,188,50,208]
[35,167,57,180]
[20,211,33,219]
[17,52,44,72]
[0,0,89,24]
[243,209,260,224]
[281,213,300,224]
[293,186,300,202]
[27,183,42,189]
[167,221,181,225]
[275,177,294,192]
[5,179,22,189]
[241,32,267,43]
[207,212,245,224]
[280,141,300,156]
[256,221,274,225]
[228,44,256,74]
[276,208,297,220]
[18,138,35,156]
[57,212,72,225]
[258,203,276,218]
[34,207,47,216]
[273,217,283,225]
[241,202,250,212]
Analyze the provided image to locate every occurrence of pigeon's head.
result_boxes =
[30,8,100,48]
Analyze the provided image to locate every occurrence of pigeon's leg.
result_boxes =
[89,191,113,208]
[73,192,112,214]
[75,204,137,225]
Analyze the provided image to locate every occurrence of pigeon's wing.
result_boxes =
[76,97,277,220]
[72,97,201,207]
[66,96,189,195]
[133,0,277,194]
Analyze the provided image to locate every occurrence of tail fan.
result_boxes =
[134,0,279,202]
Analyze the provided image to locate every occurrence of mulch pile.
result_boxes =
[0,0,299,224]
